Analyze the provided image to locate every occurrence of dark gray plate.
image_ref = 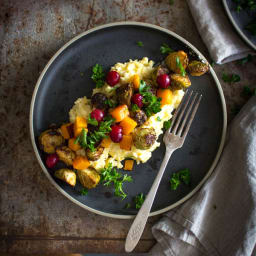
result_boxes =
[30,22,227,219]
[223,0,256,50]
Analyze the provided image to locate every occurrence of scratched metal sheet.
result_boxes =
[0,0,255,254]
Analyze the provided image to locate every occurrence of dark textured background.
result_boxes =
[0,0,256,254]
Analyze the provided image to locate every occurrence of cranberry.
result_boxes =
[46,153,59,168]
[157,74,171,88]
[110,125,123,143]
[106,71,120,86]
[132,93,143,108]
[91,109,104,122]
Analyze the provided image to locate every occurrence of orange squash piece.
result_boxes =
[120,135,133,151]
[157,89,173,106]
[68,138,81,151]
[124,160,134,171]
[74,116,87,137]
[133,74,140,90]
[120,116,137,135]
[101,137,112,148]
[110,104,129,122]
[73,156,90,170]
[60,123,73,139]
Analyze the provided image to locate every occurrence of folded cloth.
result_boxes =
[150,95,256,256]
[186,0,254,64]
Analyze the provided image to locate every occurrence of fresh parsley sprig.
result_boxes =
[100,164,133,200]
[88,115,98,126]
[137,41,144,47]
[163,120,172,130]
[75,128,87,147]
[160,43,174,54]
[134,193,145,209]
[80,188,88,195]
[170,168,190,190]
[176,56,186,77]
[91,64,105,88]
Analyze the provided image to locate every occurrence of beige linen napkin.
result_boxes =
[150,96,256,256]
[187,0,254,64]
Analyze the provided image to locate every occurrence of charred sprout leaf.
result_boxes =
[238,54,253,65]
[134,193,145,209]
[100,164,133,200]
[222,72,240,83]
[156,116,161,121]
[163,120,172,130]
[91,64,105,88]
[80,188,88,195]
[170,168,191,190]
[88,116,98,126]
[176,56,186,77]
[137,41,144,47]
[160,43,174,54]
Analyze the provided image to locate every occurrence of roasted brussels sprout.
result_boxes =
[39,129,64,154]
[91,93,108,110]
[188,60,209,76]
[151,65,169,85]
[56,146,75,166]
[133,127,156,150]
[131,110,147,126]
[165,51,189,74]
[77,168,100,189]
[55,168,76,186]
[116,83,133,107]
[170,74,191,90]
[86,146,104,161]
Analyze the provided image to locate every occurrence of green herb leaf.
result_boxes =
[160,43,174,54]
[163,120,172,130]
[137,41,144,47]
[156,116,161,121]
[105,99,118,108]
[222,72,240,83]
[134,193,145,209]
[139,80,148,93]
[75,128,87,147]
[100,164,133,200]
[91,64,105,88]
[88,116,98,126]
[131,104,139,112]
[80,188,88,195]
[170,168,191,190]
[176,56,186,77]
[238,54,253,65]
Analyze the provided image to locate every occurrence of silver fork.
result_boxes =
[125,90,202,252]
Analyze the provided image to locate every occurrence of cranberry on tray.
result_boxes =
[157,74,171,89]
[132,93,143,108]
[106,71,120,86]
[46,153,59,168]
[91,109,104,122]
[110,125,123,143]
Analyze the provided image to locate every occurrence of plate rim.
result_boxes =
[222,0,256,51]
[29,21,227,219]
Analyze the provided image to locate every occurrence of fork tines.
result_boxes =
[169,90,202,137]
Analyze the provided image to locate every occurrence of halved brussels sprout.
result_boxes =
[131,110,147,126]
[55,168,76,186]
[188,60,209,76]
[56,146,75,166]
[77,168,100,189]
[133,127,156,150]
[116,83,133,107]
[165,51,189,74]
[86,146,104,161]
[170,74,191,90]
[39,129,64,154]
[91,93,108,110]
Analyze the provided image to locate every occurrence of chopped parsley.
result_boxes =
[105,99,118,108]
[131,104,139,112]
[222,72,240,83]
[237,54,253,65]
[80,188,88,195]
[139,80,162,117]
[176,56,186,77]
[137,41,144,47]
[101,164,133,200]
[160,43,174,54]
[88,116,98,126]
[156,116,161,121]
[134,193,145,209]
[170,168,190,190]
[163,120,172,130]
[91,64,105,88]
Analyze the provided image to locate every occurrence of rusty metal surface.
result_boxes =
[0,0,255,254]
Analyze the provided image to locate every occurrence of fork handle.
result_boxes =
[125,150,174,252]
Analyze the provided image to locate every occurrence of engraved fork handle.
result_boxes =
[125,149,174,252]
